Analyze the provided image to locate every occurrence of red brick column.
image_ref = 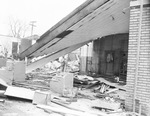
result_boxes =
[125,0,150,115]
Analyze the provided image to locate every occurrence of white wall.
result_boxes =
[0,35,20,57]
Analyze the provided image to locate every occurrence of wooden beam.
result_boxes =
[26,41,90,73]
[20,0,109,59]
[30,0,116,58]
[37,104,109,116]
[25,0,130,58]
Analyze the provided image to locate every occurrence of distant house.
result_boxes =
[0,35,20,57]
[19,35,39,53]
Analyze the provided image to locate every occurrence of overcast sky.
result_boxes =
[0,0,86,37]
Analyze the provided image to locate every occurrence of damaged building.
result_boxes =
[80,33,128,79]
[0,0,150,116]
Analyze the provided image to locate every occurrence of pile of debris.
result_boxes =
[0,59,136,116]
[31,54,80,74]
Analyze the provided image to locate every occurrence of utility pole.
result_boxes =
[30,21,36,36]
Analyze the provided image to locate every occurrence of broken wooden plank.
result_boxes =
[4,86,35,100]
[13,81,50,90]
[52,96,71,105]
[95,78,126,91]
[85,81,100,89]
[37,104,109,116]
[92,106,114,111]
[105,88,119,94]
[51,100,84,112]
[37,104,88,116]
[92,99,121,111]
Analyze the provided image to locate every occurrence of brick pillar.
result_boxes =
[125,0,150,115]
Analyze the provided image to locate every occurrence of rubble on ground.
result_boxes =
[0,58,138,116]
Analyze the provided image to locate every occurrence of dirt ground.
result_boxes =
[0,98,50,116]
[0,89,126,116]
[0,71,127,116]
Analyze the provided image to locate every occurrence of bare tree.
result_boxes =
[9,17,30,38]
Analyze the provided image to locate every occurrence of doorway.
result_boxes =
[105,51,114,75]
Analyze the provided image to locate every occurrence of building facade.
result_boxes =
[80,0,150,115]
[125,0,150,115]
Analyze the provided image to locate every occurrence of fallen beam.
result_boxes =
[13,81,50,90]
[26,41,90,73]
[20,0,109,59]
[37,104,109,116]
[51,100,84,112]
[95,78,126,91]
[32,0,117,58]
[105,88,119,94]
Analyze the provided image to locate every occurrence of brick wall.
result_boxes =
[125,1,150,115]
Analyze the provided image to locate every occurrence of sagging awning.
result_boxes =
[20,0,130,73]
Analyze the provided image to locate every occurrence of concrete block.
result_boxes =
[32,90,50,105]
[0,61,26,85]
[50,72,73,95]
[13,61,26,81]
[5,86,35,100]
[0,69,13,85]
[0,58,6,68]
[6,60,14,71]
